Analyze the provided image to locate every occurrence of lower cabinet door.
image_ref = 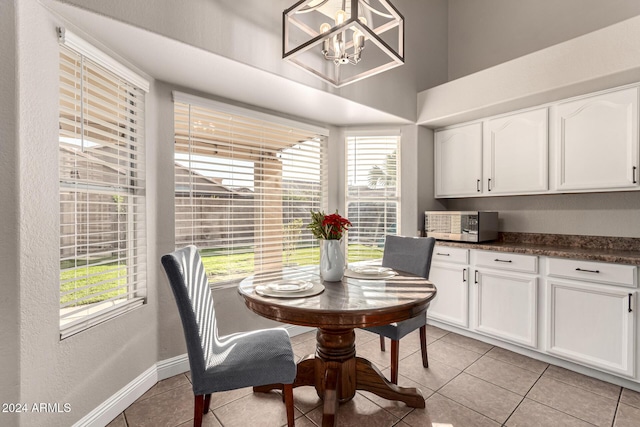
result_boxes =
[547,279,636,377]
[474,270,538,347]
[427,264,469,328]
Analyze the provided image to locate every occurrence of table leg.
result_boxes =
[258,326,425,427]
[321,362,340,427]
[355,357,425,408]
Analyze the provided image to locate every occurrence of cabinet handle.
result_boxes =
[436,252,450,256]
[474,270,479,284]
[494,258,512,263]
[634,166,637,184]
[629,294,633,313]
[575,268,600,274]
[488,178,492,191]
[476,179,481,192]
[462,268,467,282]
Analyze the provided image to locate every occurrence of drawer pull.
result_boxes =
[462,268,467,282]
[436,253,450,256]
[575,268,600,274]
[474,270,479,284]
[494,259,512,263]
[629,294,633,313]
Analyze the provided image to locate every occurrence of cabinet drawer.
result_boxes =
[475,250,538,273]
[433,246,469,264]
[547,258,637,288]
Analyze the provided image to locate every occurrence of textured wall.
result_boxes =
[448,0,640,80]
[12,1,159,425]
[0,1,20,426]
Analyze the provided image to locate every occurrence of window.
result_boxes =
[173,93,328,283]
[346,133,400,262]
[58,30,148,338]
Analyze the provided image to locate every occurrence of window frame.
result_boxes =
[58,29,149,338]
[344,130,401,262]
[172,92,329,285]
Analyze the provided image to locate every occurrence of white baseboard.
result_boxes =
[284,324,314,337]
[73,325,313,427]
[71,365,158,427]
[157,353,190,381]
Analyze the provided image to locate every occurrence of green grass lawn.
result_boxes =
[61,244,383,307]
[60,262,127,306]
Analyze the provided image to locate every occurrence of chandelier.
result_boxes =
[283,0,404,87]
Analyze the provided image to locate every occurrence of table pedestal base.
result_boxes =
[254,327,425,427]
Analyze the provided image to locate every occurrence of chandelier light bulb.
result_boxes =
[283,0,404,86]
[333,34,344,56]
[353,29,364,50]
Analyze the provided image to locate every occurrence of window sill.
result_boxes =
[60,297,145,339]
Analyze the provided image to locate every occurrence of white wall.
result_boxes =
[444,192,640,238]
[6,1,640,425]
[0,1,20,426]
[50,0,449,121]
[448,0,640,80]
[416,126,446,231]
[6,2,160,426]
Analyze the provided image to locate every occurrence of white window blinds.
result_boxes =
[174,97,328,284]
[346,134,400,262]
[59,43,147,338]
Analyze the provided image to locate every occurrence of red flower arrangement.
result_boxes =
[308,210,352,240]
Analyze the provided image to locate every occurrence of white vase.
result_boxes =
[319,239,345,282]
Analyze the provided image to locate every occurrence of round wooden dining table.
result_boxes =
[238,266,437,427]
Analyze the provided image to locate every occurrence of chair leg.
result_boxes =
[390,339,399,384]
[283,383,295,427]
[203,393,212,413]
[194,395,204,427]
[420,325,429,368]
[379,335,386,352]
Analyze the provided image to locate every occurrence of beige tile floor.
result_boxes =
[107,326,640,427]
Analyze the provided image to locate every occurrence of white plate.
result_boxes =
[266,280,313,293]
[349,266,392,276]
[255,282,324,298]
[344,268,397,280]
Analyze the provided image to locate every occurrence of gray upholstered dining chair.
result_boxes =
[363,235,436,384]
[161,245,297,427]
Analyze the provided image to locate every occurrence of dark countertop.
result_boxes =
[433,232,640,265]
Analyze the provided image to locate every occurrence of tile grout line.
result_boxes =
[481,349,549,375]
[428,391,502,426]
[523,365,612,427]
[610,387,624,427]
[501,363,550,426]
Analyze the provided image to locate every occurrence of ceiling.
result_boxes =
[44,1,413,127]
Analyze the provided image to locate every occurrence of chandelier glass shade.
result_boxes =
[283,0,404,87]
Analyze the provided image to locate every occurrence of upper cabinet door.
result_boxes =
[484,108,548,195]
[435,123,483,198]
[555,87,639,191]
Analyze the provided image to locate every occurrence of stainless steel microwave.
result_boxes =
[424,211,498,242]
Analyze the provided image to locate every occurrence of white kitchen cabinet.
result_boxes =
[426,246,640,386]
[435,109,548,198]
[547,279,636,377]
[546,257,637,377]
[428,247,469,328]
[554,86,639,191]
[472,251,538,348]
[484,108,548,194]
[434,123,483,197]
